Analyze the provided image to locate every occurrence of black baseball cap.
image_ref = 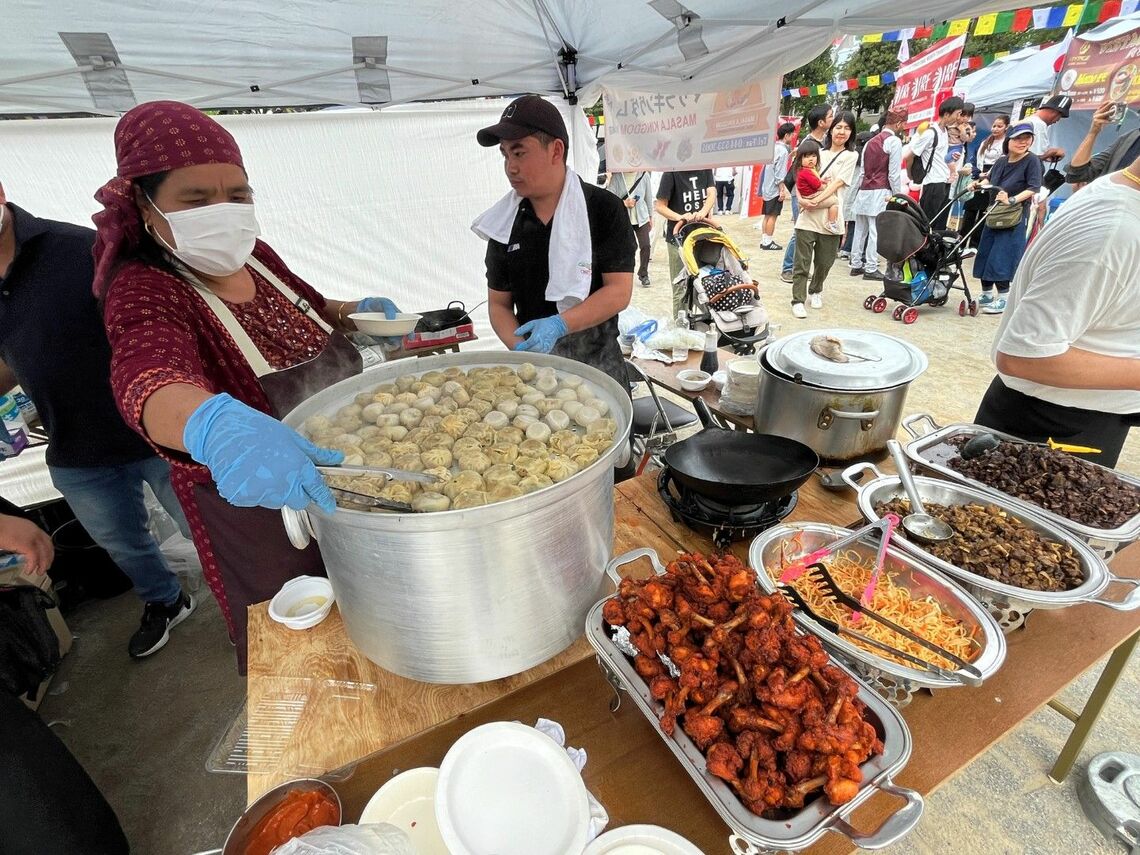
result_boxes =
[477,95,569,147]
[1041,95,1072,117]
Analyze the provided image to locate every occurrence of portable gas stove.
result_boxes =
[658,467,797,548]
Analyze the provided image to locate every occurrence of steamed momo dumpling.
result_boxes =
[584,397,610,416]
[421,432,454,450]
[488,484,524,502]
[496,399,520,418]
[495,427,525,445]
[512,414,538,430]
[582,432,615,451]
[483,463,521,489]
[335,415,364,432]
[543,410,570,432]
[423,466,453,488]
[370,391,395,407]
[546,454,580,483]
[569,445,600,467]
[399,407,424,427]
[518,473,554,494]
[452,436,484,456]
[463,423,497,444]
[421,371,447,386]
[412,491,451,513]
[405,426,432,445]
[342,452,364,466]
[573,406,601,428]
[483,410,510,430]
[457,450,492,474]
[549,430,581,454]
[514,455,548,478]
[554,388,578,402]
[304,415,333,434]
[519,438,547,457]
[421,447,454,469]
[516,403,540,419]
[364,451,394,468]
[587,417,618,437]
[452,490,489,510]
[535,398,562,417]
[468,398,494,417]
[440,414,468,439]
[389,441,421,458]
[520,391,544,407]
[517,362,538,382]
[378,425,409,441]
[455,407,481,425]
[384,402,410,415]
[372,413,400,428]
[380,482,415,504]
[442,470,485,500]
[560,400,583,420]
[357,424,382,440]
[487,442,520,464]
[362,402,388,423]
[395,392,419,406]
[536,374,559,394]
[526,421,552,442]
[393,453,424,472]
[560,374,582,389]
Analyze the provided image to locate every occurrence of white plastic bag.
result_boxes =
[273,823,414,855]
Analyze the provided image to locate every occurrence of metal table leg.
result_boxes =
[1047,629,1140,784]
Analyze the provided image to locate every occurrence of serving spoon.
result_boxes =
[887,440,954,543]
[959,432,1101,460]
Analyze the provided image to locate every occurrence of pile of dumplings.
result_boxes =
[300,362,620,513]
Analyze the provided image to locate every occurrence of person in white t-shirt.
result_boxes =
[974,153,1140,467]
[1024,95,1070,163]
[714,166,737,214]
[908,96,965,230]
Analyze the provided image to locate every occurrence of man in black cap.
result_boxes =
[1026,95,1071,163]
[473,95,636,394]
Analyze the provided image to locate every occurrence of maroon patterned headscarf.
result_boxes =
[91,100,245,297]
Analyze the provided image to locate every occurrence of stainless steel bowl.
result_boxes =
[844,462,1140,615]
[749,523,1006,693]
[588,548,924,854]
[222,778,341,855]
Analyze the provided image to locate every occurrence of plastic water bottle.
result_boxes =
[672,311,689,363]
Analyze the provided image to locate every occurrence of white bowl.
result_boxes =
[676,369,711,391]
[268,575,335,630]
[583,824,704,855]
[360,767,447,853]
[348,312,422,337]
[436,721,590,855]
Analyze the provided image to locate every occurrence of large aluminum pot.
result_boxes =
[754,330,927,462]
[281,352,632,684]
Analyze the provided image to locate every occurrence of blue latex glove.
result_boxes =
[184,393,343,513]
[356,296,401,319]
[355,297,405,348]
[513,314,569,354]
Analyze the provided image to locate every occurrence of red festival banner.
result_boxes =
[891,35,967,128]
[1055,26,1140,110]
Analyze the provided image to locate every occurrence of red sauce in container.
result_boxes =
[243,789,340,855]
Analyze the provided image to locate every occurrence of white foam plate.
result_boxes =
[583,824,704,855]
[436,721,590,855]
[348,312,421,336]
[359,767,447,854]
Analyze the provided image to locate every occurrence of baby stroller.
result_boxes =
[673,221,769,353]
[863,193,986,324]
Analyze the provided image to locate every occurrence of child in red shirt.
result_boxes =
[794,141,841,234]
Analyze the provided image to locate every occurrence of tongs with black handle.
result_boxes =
[806,562,984,686]
[776,583,967,685]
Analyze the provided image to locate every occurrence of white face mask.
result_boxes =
[149,199,260,277]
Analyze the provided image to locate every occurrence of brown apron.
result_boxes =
[186,258,362,671]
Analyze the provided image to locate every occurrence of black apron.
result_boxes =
[975,376,1135,469]
[185,258,362,671]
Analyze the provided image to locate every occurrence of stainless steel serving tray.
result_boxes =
[749,525,1006,694]
[844,462,1140,615]
[587,548,923,855]
[901,414,1140,559]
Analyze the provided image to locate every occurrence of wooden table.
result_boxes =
[245,473,1140,852]
[632,348,756,431]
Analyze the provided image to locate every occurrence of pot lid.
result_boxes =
[764,329,928,390]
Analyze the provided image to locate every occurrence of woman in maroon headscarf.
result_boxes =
[95,101,399,670]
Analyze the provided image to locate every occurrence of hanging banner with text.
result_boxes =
[602,80,779,170]
[891,35,967,129]
[1055,26,1140,109]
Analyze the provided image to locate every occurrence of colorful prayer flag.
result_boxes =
[947,18,971,35]
[1061,3,1082,25]
[974,13,998,35]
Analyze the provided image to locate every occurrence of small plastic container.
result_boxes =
[348,312,422,337]
[269,576,335,630]
[676,369,711,391]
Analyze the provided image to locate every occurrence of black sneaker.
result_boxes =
[129,592,195,659]
[759,241,783,250]
[863,270,886,281]
[848,266,864,276]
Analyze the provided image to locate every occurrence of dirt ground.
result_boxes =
[629,210,1140,477]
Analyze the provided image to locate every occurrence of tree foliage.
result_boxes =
[779,47,837,116]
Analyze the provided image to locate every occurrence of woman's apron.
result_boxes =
[185,259,362,670]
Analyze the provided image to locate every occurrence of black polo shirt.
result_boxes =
[485,178,635,326]
[0,205,154,468]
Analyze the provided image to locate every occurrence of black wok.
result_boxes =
[663,399,819,504]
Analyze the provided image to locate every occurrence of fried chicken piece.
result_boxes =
[648,674,676,701]
[706,741,744,783]
[634,653,664,680]
[785,635,830,671]
[823,754,863,805]
[682,679,738,749]
[744,626,784,664]
[640,578,675,611]
[602,598,626,626]
[783,749,814,783]
[727,705,784,734]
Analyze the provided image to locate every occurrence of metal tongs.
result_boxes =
[776,583,966,684]
[778,518,893,583]
[806,561,983,686]
[315,463,439,484]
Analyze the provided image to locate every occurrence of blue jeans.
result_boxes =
[48,456,186,605]
[781,195,801,274]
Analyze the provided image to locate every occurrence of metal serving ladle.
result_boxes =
[887,440,954,543]
[959,432,1102,460]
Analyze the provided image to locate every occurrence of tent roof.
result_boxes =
[3,0,1005,116]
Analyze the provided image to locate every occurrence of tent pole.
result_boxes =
[532,0,571,98]
[116,65,244,88]
[0,66,92,87]
[0,92,120,117]
[573,53,686,79]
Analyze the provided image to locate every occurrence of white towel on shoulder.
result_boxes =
[471,169,593,312]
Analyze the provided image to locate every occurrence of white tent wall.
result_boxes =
[0,99,599,349]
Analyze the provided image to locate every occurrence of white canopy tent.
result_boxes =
[3,0,1007,115]
[0,1,1011,329]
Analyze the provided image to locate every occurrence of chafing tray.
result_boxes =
[587,548,923,855]
[845,463,1140,626]
[750,525,1006,703]
[901,414,1140,562]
